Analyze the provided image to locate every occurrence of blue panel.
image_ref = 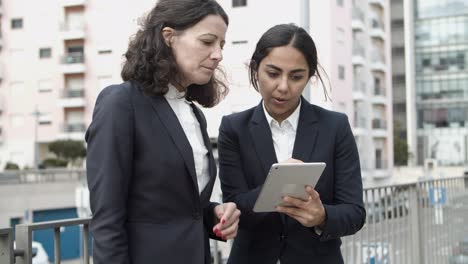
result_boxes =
[10,217,21,240]
[33,208,81,261]
[429,187,447,206]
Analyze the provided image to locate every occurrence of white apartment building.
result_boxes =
[0,0,393,182]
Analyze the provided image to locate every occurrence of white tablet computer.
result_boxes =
[253,162,326,213]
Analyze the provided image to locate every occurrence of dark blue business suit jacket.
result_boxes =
[218,98,366,264]
[86,81,219,264]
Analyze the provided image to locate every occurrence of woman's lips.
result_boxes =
[273,98,288,105]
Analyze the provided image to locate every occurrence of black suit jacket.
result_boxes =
[218,98,366,264]
[86,81,219,264]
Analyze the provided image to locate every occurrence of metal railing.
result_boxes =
[0,228,14,264]
[0,169,84,185]
[372,118,387,129]
[353,80,367,94]
[342,176,468,264]
[62,123,87,133]
[374,85,386,96]
[2,176,467,264]
[60,53,84,64]
[62,89,85,98]
[12,218,91,264]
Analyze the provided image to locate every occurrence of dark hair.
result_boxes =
[121,0,229,107]
[249,24,330,100]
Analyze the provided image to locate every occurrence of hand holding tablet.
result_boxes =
[253,162,326,213]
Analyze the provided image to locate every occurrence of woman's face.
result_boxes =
[257,45,310,123]
[164,15,227,88]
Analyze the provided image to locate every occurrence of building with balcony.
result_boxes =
[0,0,155,169]
[350,0,393,180]
[0,0,394,183]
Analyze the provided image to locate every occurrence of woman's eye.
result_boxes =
[201,40,213,45]
[291,75,304,81]
[267,72,279,78]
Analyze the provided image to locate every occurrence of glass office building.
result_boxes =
[414,0,468,165]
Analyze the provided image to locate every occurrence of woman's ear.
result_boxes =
[161,27,174,47]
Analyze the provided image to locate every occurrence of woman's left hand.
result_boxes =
[276,186,326,228]
[213,202,241,240]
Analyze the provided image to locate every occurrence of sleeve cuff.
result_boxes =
[314,226,323,236]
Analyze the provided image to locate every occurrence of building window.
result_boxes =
[337,0,344,7]
[38,113,52,125]
[232,40,248,45]
[233,0,247,7]
[11,18,23,29]
[338,65,345,80]
[98,49,112,54]
[38,79,53,93]
[337,27,345,44]
[39,48,52,59]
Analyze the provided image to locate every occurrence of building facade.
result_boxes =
[0,0,394,181]
[392,0,468,166]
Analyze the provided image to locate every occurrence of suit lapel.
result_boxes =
[292,98,319,162]
[248,102,278,178]
[146,94,199,194]
[190,103,217,200]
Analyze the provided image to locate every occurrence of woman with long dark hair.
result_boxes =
[218,24,365,264]
[86,1,240,263]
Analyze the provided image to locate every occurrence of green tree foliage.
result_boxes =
[4,162,20,170]
[48,140,87,164]
[393,121,409,166]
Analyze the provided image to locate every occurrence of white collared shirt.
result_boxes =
[262,100,301,162]
[164,84,209,194]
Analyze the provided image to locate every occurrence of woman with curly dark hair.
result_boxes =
[85,1,240,263]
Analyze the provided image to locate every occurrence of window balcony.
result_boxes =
[354,116,367,129]
[59,22,86,40]
[63,123,86,133]
[59,122,87,140]
[60,53,85,74]
[370,18,385,40]
[372,118,387,138]
[352,44,366,66]
[372,85,387,105]
[58,89,86,108]
[353,81,367,101]
[372,118,387,129]
[370,51,386,72]
[352,6,365,31]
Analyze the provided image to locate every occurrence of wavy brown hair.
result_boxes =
[121,0,229,107]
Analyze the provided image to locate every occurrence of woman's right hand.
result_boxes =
[212,202,241,240]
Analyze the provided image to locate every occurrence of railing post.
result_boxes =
[409,184,422,264]
[15,224,32,264]
[54,227,61,264]
[0,228,14,264]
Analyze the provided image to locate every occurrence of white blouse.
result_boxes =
[164,84,210,194]
[263,101,301,162]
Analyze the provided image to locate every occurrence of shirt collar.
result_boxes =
[164,83,186,101]
[262,99,301,132]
